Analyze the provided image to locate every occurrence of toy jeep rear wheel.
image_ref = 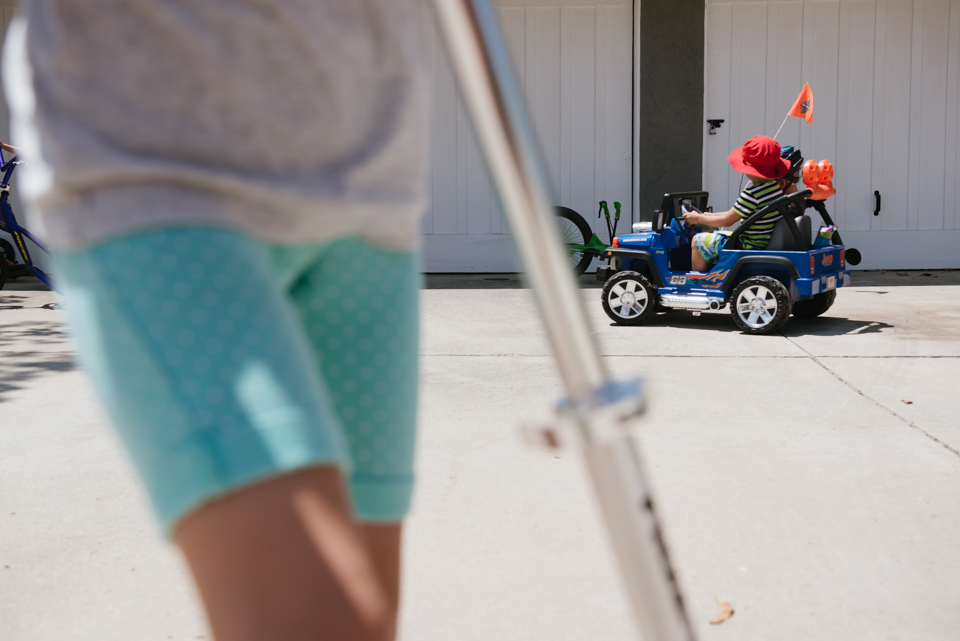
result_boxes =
[792,289,836,318]
[730,276,792,334]
[602,271,656,325]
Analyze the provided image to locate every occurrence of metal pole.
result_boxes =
[430,2,697,640]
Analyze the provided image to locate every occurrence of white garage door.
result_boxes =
[705,0,960,269]
[423,0,635,272]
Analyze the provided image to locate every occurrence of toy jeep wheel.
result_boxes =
[602,271,656,325]
[792,289,836,318]
[730,276,792,334]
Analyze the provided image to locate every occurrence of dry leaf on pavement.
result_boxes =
[709,599,735,625]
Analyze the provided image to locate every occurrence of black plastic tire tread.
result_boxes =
[792,289,837,318]
[729,276,792,335]
[601,271,657,326]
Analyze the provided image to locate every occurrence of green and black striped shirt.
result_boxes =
[734,180,784,249]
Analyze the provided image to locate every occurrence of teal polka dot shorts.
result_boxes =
[54,228,420,535]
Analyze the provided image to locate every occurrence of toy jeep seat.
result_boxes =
[764,214,812,251]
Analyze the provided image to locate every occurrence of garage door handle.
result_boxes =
[874,190,881,216]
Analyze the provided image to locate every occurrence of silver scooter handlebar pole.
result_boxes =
[430,1,697,640]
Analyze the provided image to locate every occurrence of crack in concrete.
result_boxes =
[424,353,960,359]
[778,333,960,458]
[0,351,74,354]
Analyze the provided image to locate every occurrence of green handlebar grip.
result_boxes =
[599,200,611,220]
[613,201,621,221]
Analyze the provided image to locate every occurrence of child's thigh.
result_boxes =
[54,227,349,534]
[693,231,728,264]
[277,238,421,523]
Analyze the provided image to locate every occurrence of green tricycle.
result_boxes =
[555,200,625,276]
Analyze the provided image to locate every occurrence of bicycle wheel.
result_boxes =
[555,206,594,276]
[0,238,16,265]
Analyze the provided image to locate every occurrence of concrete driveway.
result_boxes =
[1,271,958,641]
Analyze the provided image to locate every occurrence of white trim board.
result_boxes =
[841,230,960,270]
[422,234,519,273]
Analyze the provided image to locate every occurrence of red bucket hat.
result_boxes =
[728,135,791,179]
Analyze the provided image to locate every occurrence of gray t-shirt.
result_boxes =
[4,0,429,251]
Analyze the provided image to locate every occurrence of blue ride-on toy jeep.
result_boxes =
[594,187,862,335]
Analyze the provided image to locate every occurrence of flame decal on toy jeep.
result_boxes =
[687,269,730,289]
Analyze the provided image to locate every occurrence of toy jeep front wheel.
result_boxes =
[730,276,792,334]
[602,271,657,325]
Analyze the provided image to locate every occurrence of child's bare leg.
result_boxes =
[691,246,709,272]
[175,467,398,641]
[360,524,403,613]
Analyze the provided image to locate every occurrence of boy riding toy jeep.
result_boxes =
[595,140,861,335]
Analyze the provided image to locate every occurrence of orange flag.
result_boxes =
[787,83,813,123]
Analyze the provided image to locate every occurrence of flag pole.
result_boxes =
[772,113,789,141]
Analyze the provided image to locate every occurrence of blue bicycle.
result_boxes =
[0,151,53,291]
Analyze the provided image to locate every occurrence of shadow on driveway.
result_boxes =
[0,318,69,350]
[0,297,75,403]
[0,353,75,403]
[601,311,892,337]
[782,317,893,336]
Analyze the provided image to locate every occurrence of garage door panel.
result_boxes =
[535,8,562,197]
[456,71,470,235]
[559,7,571,206]
[773,3,805,151]
[602,6,634,213]
[763,4,778,137]
[764,2,804,141]
[881,0,912,231]
[739,3,769,138]
[728,3,746,202]
[947,0,960,231]
[424,2,634,271]
[907,0,924,230]
[569,7,598,222]
[876,0,910,232]
[593,9,608,218]
[837,0,877,232]
[499,7,527,236]
[465,108,494,236]
[869,0,886,233]
[429,27,459,236]
[810,1,840,173]
[918,0,951,231]
[705,3,733,208]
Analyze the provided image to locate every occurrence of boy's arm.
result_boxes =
[682,208,741,228]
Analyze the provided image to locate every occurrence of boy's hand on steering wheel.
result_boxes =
[681,211,699,226]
